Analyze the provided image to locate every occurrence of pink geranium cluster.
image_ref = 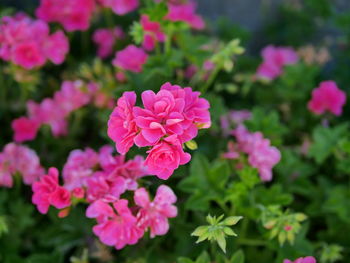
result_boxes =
[98,0,139,15]
[220,110,252,137]
[12,81,92,142]
[86,184,177,249]
[0,143,44,187]
[256,45,298,80]
[166,1,205,30]
[0,13,69,69]
[107,82,211,179]
[284,256,316,263]
[308,81,346,116]
[112,45,148,73]
[140,15,165,51]
[230,125,281,181]
[36,0,96,31]
[92,27,124,58]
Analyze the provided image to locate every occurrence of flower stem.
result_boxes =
[200,66,220,94]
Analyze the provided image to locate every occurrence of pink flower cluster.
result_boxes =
[0,13,69,69]
[220,110,252,137]
[36,0,96,31]
[0,143,44,187]
[32,167,71,214]
[166,1,205,30]
[256,45,298,80]
[86,184,177,249]
[308,81,347,116]
[107,82,211,179]
[98,0,139,15]
[231,125,281,181]
[284,257,316,263]
[112,45,148,73]
[92,27,124,58]
[12,81,92,142]
[141,15,165,51]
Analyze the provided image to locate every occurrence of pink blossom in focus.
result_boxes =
[32,167,71,214]
[12,117,40,143]
[93,27,124,58]
[108,92,138,154]
[308,81,346,116]
[166,2,205,30]
[0,143,44,187]
[86,199,144,249]
[144,135,191,180]
[36,0,96,31]
[135,185,177,237]
[284,257,317,263]
[140,15,165,51]
[256,45,298,80]
[112,45,148,73]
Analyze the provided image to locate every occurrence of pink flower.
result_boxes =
[63,148,99,190]
[284,257,317,263]
[36,0,96,31]
[12,41,46,69]
[222,141,239,160]
[44,30,69,64]
[256,45,298,80]
[112,45,148,73]
[86,199,144,249]
[166,2,205,30]
[0,143,44,187]
[108,91,138,154]
[32,167,71,214]
[135,185,177,237]
[233,125,281,181]
[145,135,191,180]
[99,0,139,15]
[308,81,346,116]
[140,15,165,51]
[133,89,186,146]
[12,117,40,143]
[93,27,124,58]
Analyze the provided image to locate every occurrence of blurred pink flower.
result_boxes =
[166,2,205,30]
[145,135,191,180]
[99,0,139,15]
[284,257,317,263]
[256,45,298,80]
[112,45,148,73]
[86,199,144,249]
[12,117,40,143]
[36,0,95,31]
[308,81,346,116]
[32,167,71,214]
[140,15,165,51]
[135,185,177,237]
[93,27,124,58]
[0,143,44,187]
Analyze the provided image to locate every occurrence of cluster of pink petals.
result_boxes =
[112,45,148,73]
[12,80,92,142]
[140,15,165,51]
[32,167,71,214]
[232,125,281,181]
[0,143,44,187]
[256,45,298,80]
[166,1,205,30]
[308,81,347,116]
[36,0,96,31]
[92,27,124,58]
[98,0,139,15]
[184,60,215,80]
[108,82,211,179]
[86,185,177,249]
[284,256,316,263]
[0,13,69,69]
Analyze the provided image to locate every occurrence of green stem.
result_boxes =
[164,26,173,54]
[104,8,114,28]
[200,66,220,94]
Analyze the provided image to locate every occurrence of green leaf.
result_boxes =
[195,251,211,263]
[223,216,243,226]
[191,226,208,237]
[230,249,245,263]
[214,230,227,253]
[223,227,237,236]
